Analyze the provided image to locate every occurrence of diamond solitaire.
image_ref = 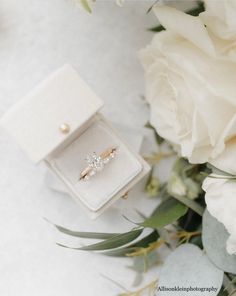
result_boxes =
[79,147,117,181]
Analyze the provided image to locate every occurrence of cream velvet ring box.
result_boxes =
[0,65,150,219]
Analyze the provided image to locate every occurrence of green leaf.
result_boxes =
[140,198,188,229]
[54,223,120,239]
[57,229,143,251]
[80,0,92,13]
[171,193,204,216]
[133,230,159,248]
[103,231,159,257]
[102,246,135,257]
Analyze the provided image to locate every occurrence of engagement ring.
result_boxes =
[79,147,117,181]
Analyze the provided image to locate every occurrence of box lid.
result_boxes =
[0,65,104,163]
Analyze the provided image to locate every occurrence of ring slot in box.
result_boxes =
[0,65,150,219]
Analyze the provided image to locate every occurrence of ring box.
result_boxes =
[0,65,150,219]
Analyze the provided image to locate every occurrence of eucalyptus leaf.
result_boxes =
[170,193,204,216]
[202,210,236,274]
[103,231,159,257]
[157,244,223,296]
[133,230,159,248]
[54,223,120,239]
[140,198,188,229]
[57,229,143,251]
[102,247,135,257]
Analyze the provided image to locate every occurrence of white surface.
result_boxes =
[0,1,162,295]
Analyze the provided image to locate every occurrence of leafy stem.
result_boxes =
[144,151,175,165]
[172,230,202,245]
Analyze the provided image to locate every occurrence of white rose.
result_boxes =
[203,176,236,254]
[139,5,236,165]
[200,0,236,61]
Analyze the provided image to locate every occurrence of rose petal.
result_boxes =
[153,5,215,55]
[200,0,236,40]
